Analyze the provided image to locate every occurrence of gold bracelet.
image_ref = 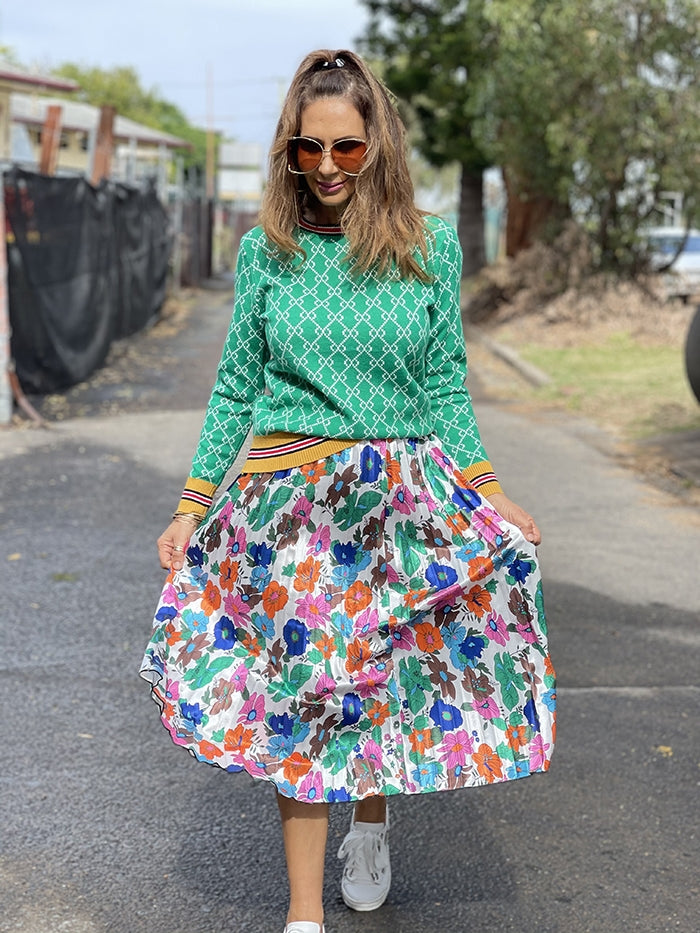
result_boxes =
[171,511,203,526]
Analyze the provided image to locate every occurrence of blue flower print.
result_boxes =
[179,701,204,727]
[359,445,382,483]
[451,486,481,513]
[412,761,441,788]
[542,689,557,712]
[252,612,275,640]
[250,565,272,590]
[429,699,463,731]
[267,734,294,759]
[460,634,486,661]
[334,542,358,565]
[249,541,273,567]
[326,787,352,802]
[341,692,363,726]
[187,544,205,567]
[508,558,533,583]
[506,760,531,780]
[442,622,466,648]
[455,540,485,562]
[213,616,236,649]
[524,697,541,732]
[332,612,354,638]
[273,469,292,479]
[283,618,308,656]
[425,562,458,590]
[269,712,295,736]
[332,563,359,588]
[155,606,177,622]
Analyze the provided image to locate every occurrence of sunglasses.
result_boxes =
[287,136,367,176]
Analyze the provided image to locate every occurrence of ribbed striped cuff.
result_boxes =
[176,476,218,519]
[458,460,503,498]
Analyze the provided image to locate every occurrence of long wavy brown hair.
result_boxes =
[259,49,431,281]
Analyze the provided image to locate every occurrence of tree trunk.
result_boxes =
[457,166,486,277]
[503,167,562,257]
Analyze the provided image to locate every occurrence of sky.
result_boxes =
[0,0,372,157]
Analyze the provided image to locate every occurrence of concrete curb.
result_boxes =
[463,322,552,387]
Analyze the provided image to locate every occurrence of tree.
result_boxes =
[52,63,207,169]
[362,0,495,276]
[475,0,700,272]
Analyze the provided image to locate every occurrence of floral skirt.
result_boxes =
[140,437,556,802]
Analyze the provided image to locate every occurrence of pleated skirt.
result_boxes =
[140,437,556,802]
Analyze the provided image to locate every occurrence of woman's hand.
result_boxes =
[157,518,196,571]
[486,492,541,546]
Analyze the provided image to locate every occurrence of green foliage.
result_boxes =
[52,63,207,168]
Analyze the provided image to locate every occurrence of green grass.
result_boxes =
[518,332,700,438]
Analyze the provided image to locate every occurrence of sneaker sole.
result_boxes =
[341,869,391,912]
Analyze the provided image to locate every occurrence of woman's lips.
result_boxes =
[316,180,345,195]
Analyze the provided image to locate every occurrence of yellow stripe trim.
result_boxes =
[242,433,356,473]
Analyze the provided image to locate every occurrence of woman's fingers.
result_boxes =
[157,523,192,571]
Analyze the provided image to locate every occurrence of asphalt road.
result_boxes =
[1,291,699,933]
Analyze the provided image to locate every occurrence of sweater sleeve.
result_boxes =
[175,233,268,517]
[424,221,502,496]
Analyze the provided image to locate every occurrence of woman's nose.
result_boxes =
[318,150,338,174]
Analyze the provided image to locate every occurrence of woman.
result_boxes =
[141,49,556,933]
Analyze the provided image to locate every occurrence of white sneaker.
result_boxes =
[283,923,325,933]
[337,805,391,911]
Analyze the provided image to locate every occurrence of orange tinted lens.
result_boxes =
[331,139,367,173]
[292,138,323,172]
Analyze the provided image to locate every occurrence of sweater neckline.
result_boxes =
[298,216,344,236]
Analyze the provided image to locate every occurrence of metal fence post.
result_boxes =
[0,174,11,425]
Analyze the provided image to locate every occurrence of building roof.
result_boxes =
[11,93,191,150]
[0,65,79,93]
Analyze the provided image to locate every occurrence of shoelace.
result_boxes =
[337,828,389,884]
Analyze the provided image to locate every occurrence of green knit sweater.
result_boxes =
[180,215,499,512]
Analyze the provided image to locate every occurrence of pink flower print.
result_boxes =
[439,729,474,768]
[354,606,379,638]
[355,665,389,699]
[308,525,331,555]
[296,592,331,627]
[164,678,180,701]
[292,496,313,526]
[239,692,265,724]
[472,695,501,719]
[470,508,505,546]
[386,563,400,584]
[223,592,252,620]
[418,488,438,511]
[363,739,383,770]
[218,501,234,528]
[160,581,179,606]
[230,662,249,693]
[484,613,510,646]
[388,624,416,651]
[298,769,325,803]
[227,525,247,558]
[315,673,337,699]
[516,618,539,644]
[392,485,416,515]
[529,734,550,771]
[430,447,451,470]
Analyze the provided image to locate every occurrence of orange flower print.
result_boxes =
[409,728,436,756]
[300,462,323,484]
[239,632,262,658]
[473,743,503,783]
[385,451,401,490]
[218,557,239,592]
[294,556,321,594]
[262,580,288,616]
[467,556,493,582]
[465,584,492,617]
[224,723,254,756]
[197,739,224,761]
[345,638,372,674]
[415,621,444,654]
[282,751,313,784]
[404,588,430,610]
[367,700,390,727]
[445,512,469,535]
[201,580,222,616]
[315,631,336,659]
[505,724,529,748]
[345,581,372,616]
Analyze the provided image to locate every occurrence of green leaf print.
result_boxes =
[535,580,548,635]
[495,741,516,762]
[399,655,431,714]
[323,731,359,775]
[334,490,383,531]
[395,521,425,577]
[248,484,294,531]
[268,663,314,702]
[281,561,296,578]
[183,655,237,690]
[494,652,525,710]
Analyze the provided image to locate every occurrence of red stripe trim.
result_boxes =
[298,217,343,235]
[248,437,327,458]
[470,472,498,487]
[181,491,214,505]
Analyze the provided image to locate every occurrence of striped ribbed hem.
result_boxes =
[458,460,503,498]
[176,477,218,519]
[242,433,355,472]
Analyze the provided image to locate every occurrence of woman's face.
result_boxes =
[298,96,366,223]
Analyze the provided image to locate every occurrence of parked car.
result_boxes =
[645,226,700,302]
